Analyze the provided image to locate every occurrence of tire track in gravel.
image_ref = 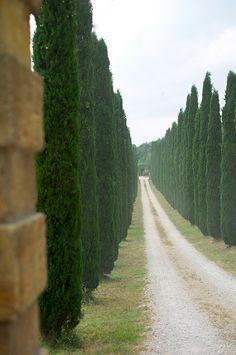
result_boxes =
[141,176,236,354]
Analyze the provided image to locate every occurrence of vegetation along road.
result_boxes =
[140,177,236,354]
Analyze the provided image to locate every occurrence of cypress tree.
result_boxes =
[186,86,198,224]
[221,71,236,245]
[182,95,191,219]
[92,34,116,275]
[77,0,100,292]
[198,72,212,235]
[192,109,201,226]
[206,90,221,239]
[33,0,82,337]
[176,109,184,213]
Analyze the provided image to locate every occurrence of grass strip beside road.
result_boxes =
[48,184,148,354]
[150,181,236,277]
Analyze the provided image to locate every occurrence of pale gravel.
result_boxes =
[140,177,236,355]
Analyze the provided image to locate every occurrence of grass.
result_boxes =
[149,180,236,276]
[47,184,148,354]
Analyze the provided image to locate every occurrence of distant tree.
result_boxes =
[192,109,201,226]
[33,0,82,337]
[186,86,198,224]
[176,109,184,213]
[206,90,221,238]
[77,0,100,292]
[136,142,152,175]
[198,72,212,235]
[221,71,236,245]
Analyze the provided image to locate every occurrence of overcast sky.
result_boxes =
[92,0,236,145]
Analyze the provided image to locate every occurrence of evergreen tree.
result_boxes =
[33,0,82,337]
[92,34,116,274]
[206,90,221,238]
[77,0,100,292]
[221,71,236,245]
[186,86,198,224]
[176,109,184,213]
[198,72,212,235]
[182,95,190,218]
[192,109,201,226]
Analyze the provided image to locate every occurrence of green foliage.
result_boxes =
[136,142,152,175]
[92,35,137,275]
[186,86,198,224]
[198,72,212,235]
[92,34,116,275]
[206,90,221,238]
[192,109,201,226]
[221,71,236,245]
[150,71,236,248]
[33,0,82,337]
[77,0,100,292]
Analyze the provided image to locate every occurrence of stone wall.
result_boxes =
[0,0,47,353]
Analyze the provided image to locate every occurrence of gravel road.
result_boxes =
[140,177,236,355]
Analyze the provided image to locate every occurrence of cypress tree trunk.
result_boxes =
[33,0,82,337]
[77,0,100,292]
[206,90,221,239]
[221,71,236,246]
[198,72,212,235]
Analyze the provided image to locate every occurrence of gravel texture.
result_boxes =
[140,177,236,354]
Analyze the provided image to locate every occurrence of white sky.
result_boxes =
[92,0,236,145]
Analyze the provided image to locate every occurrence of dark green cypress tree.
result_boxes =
[192,109,201,226]
[182,95,191,219]
[186,86,198,224]
[206,90,221,239]
[77,0,100,292]
[176,109,184,213]
[198,72,212,235]
[221,71,236,245]
[92,34,116,275]
[33,0,82,337]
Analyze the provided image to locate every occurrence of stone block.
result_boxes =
[0,53,44,150]
[0,0,30,65]
[0,148,36,222]
[0,213,47,321]
[0,302,39,355]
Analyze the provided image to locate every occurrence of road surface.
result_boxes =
[140,177,236,354]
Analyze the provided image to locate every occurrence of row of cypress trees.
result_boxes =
[33,0,137,340]
[150,71,236,247]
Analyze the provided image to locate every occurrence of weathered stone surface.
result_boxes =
[0,213,47,321]
[0,53,44,150]
[0,303,39,355]
[23,0,41,15]
[0,148,36,222]
[0,0,30,64]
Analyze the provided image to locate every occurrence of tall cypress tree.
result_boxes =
[77,0,100,292]
[192,109,201,226]
[92,34,116,275]
[198,72,212,235]
[33,0,82,337]
[206,90,221,239]
[186,86,198,224]
[221,71,236,245]
[176,109,184,213]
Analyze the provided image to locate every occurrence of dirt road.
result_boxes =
[140,177,236,354]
